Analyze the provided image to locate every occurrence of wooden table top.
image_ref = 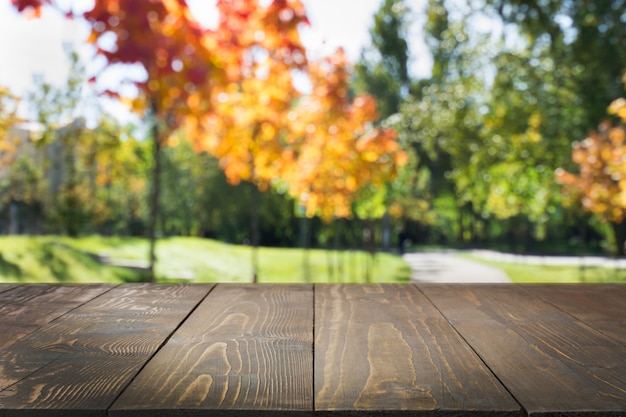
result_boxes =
[0,283,624,416]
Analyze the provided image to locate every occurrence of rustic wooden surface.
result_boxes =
[0,284,214,416]
[111,284,314,416]
[0,283,624,417]
[420,284,626,416]
[314,284,520,415]
[0,285,112,350]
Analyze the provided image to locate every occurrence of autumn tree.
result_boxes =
[84,0,228,280]
[186,0,309,282]
[287,49,406,223]
[557,81,626,254]
[12,0,311,281]
[12,0,231,280]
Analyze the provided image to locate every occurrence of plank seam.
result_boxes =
[0,285,18,295]
[312,283,316,415]
[414,284,529,417]
[105,283,218,415]
[45,284,121,325]
[0,285,121,396]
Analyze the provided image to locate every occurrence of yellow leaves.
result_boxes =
[528,113,542,129]
[260,122,276,141]
[609,98,626,123]
[120,96,147,114]
[527,131,542,143]
[609,125,626,145]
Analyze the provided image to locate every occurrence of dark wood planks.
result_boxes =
[419,284,626,416]
[314,284,521,416]
[525,284,626,347]
[110,284,314,417]
[0,284,214,417]
[0,285,17,294]
[0,284,114,350]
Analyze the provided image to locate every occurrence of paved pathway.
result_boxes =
[403,251,511,283]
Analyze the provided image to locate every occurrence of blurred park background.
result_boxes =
[1,0,626,284]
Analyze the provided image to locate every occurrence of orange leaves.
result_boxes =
[212,0,307,86]
[285,48,406,222]
[11,0,405,223]
[609,98,626,123]
[557,122,626,223]
[192,59,301,190]
[188,0,309,191]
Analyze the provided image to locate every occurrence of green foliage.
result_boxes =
[27,51,86,134]
[381,0,625,251]
[485,0,626,126]
[354,0,411,119]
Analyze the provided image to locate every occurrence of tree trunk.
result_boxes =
[611,221,626,257]
[147,107,162,283]
[300,214,311,282]
[250,182,260,283]
[381,210,391,252]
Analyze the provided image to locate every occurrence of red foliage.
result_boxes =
[10,0,51,17]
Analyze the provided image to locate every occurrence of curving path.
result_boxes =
[403,251,511,283]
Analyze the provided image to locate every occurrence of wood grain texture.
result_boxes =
[314,284,521,416]
[110,284,314,417]
[0,284,214,416]
[525,284,626,347]
[0,285,114,350]
[419,284,626,416]
[0,285,17,294]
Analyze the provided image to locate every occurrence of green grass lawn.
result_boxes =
[0,235,411,284]
[465,255,626,283]
[0,236,143,283]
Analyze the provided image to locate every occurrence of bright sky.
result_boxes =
[0,0,428,121]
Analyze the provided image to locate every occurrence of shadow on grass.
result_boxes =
[0,253,21,278]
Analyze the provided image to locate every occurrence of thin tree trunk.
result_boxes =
[300,214,311,282]
[147,106,162,283]
[336,220,344,282]
[611,221,626,257]
[250,182,260,283]
[382,210,391,252]
[249,124,261,283]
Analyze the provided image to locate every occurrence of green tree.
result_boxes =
[354,0,411,119]
[86,117,149,236]
[25,50,93,236]
[352,0,416,251]
[475,0,624,249]
[396,0,490,244]
[485,0,626,128]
